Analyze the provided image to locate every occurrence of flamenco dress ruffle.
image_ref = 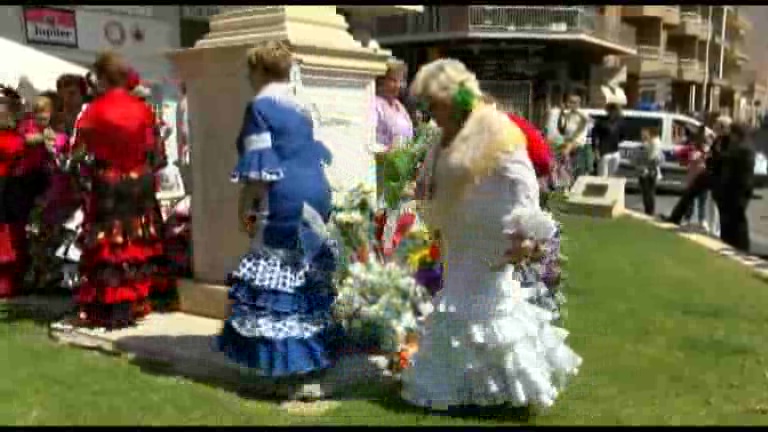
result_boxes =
[400,273,581,411]
[76,169,174,328]
[215,237,341,377]
[0,222,27,298]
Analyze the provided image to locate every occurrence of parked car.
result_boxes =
[583,109,768,191]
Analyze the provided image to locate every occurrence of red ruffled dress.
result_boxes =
[74,88,176,328]
[0,129,27,297]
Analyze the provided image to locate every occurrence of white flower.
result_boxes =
[503,207,558,242]
[334,211,365,226]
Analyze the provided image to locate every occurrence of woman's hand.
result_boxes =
[504,232,536,264]
[239,214,256,237]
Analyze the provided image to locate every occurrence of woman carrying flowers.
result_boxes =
[402,59,581,412]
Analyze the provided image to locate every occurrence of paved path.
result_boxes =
[625,190,768,257]
[622,209,768,282]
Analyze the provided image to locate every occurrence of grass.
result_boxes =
[3,215,768,425]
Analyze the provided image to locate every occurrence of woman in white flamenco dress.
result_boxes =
[402,59,582,411]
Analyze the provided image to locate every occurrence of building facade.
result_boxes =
[624,5,753,120]
[370,5,762,125]
[370,5,637,125]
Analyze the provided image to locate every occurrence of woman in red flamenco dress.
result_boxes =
[71,52,173,329]
[0,89,27,297]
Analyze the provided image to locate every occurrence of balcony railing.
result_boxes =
[637,44,662,58]
[373,6,636,50]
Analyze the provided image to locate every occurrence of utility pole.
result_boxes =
[701,6,713,113]
[718,6,729,116]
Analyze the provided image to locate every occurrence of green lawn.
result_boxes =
[2,215,768,425]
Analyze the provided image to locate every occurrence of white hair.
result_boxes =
[716,115,733,128]
[409,58,483,106]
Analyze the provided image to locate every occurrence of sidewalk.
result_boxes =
[623,210,768,281]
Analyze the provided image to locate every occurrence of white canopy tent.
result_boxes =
[0,36,89,104]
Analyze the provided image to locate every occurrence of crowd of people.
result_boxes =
[0,51,181,328]
[540,88,758,254]
[3,39,760,415]
[663,115,757,253]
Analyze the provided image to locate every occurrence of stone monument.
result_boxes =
[566,175,627,219]
[167,6,394,319]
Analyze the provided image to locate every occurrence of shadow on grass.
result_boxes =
[365,390,534,424]
[102,332,533,424]
[0,295,74,327]
[114,333,401,404]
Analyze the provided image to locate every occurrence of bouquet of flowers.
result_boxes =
[330,182,376,263]
[333,260,432,353]
[500,207,568,320]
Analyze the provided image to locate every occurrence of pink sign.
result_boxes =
[23,7,78,48]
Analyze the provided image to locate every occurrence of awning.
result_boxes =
[0,36,89,99]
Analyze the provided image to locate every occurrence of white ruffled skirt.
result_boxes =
[400,278,582,411]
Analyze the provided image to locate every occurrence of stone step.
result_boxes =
[177,279,229,320]
[50,312,396,400]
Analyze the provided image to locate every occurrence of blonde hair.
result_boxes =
[246,40,293,81]
[33,95,53,113]
[384,59,406,79]
[93,51,128,88]
[409,58,483,106]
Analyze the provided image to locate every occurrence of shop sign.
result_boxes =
[23,6,78,48]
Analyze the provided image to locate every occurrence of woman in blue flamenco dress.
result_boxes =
[214,41,339,388]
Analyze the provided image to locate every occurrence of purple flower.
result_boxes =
[414,265,443,296]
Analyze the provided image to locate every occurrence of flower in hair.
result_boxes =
[452,82,476,118]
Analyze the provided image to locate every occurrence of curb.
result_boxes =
[623,210,768,280]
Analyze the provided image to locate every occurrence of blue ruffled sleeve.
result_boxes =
[230,102,285,183]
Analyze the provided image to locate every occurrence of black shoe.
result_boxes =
[658,214,676,225]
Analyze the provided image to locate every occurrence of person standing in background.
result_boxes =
[592,103,626,177]
[544,103,573,190]
[635,127,662,215]
[680,125,710,230]
[176,82,190,166]
[711,123,755,252]
[373,60,414,198]
[557,93,591,179]
[0,87,27,298]
[56,74,87,137]
[374,60,414,151]
[665,115,729,227]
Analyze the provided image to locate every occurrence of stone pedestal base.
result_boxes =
[177,279,229,320]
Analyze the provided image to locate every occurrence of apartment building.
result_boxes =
[369,5,764,124]
[624,5,755,120]
[369,5,637,125]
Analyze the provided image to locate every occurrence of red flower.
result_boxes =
[429,242,441,261]
[375,211,417,257]
[125,68,141,91]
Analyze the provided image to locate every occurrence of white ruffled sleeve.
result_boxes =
[499,149,557,241]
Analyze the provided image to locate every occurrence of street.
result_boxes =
[625,190,768,257]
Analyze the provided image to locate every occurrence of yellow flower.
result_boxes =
[407,247,432,271]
